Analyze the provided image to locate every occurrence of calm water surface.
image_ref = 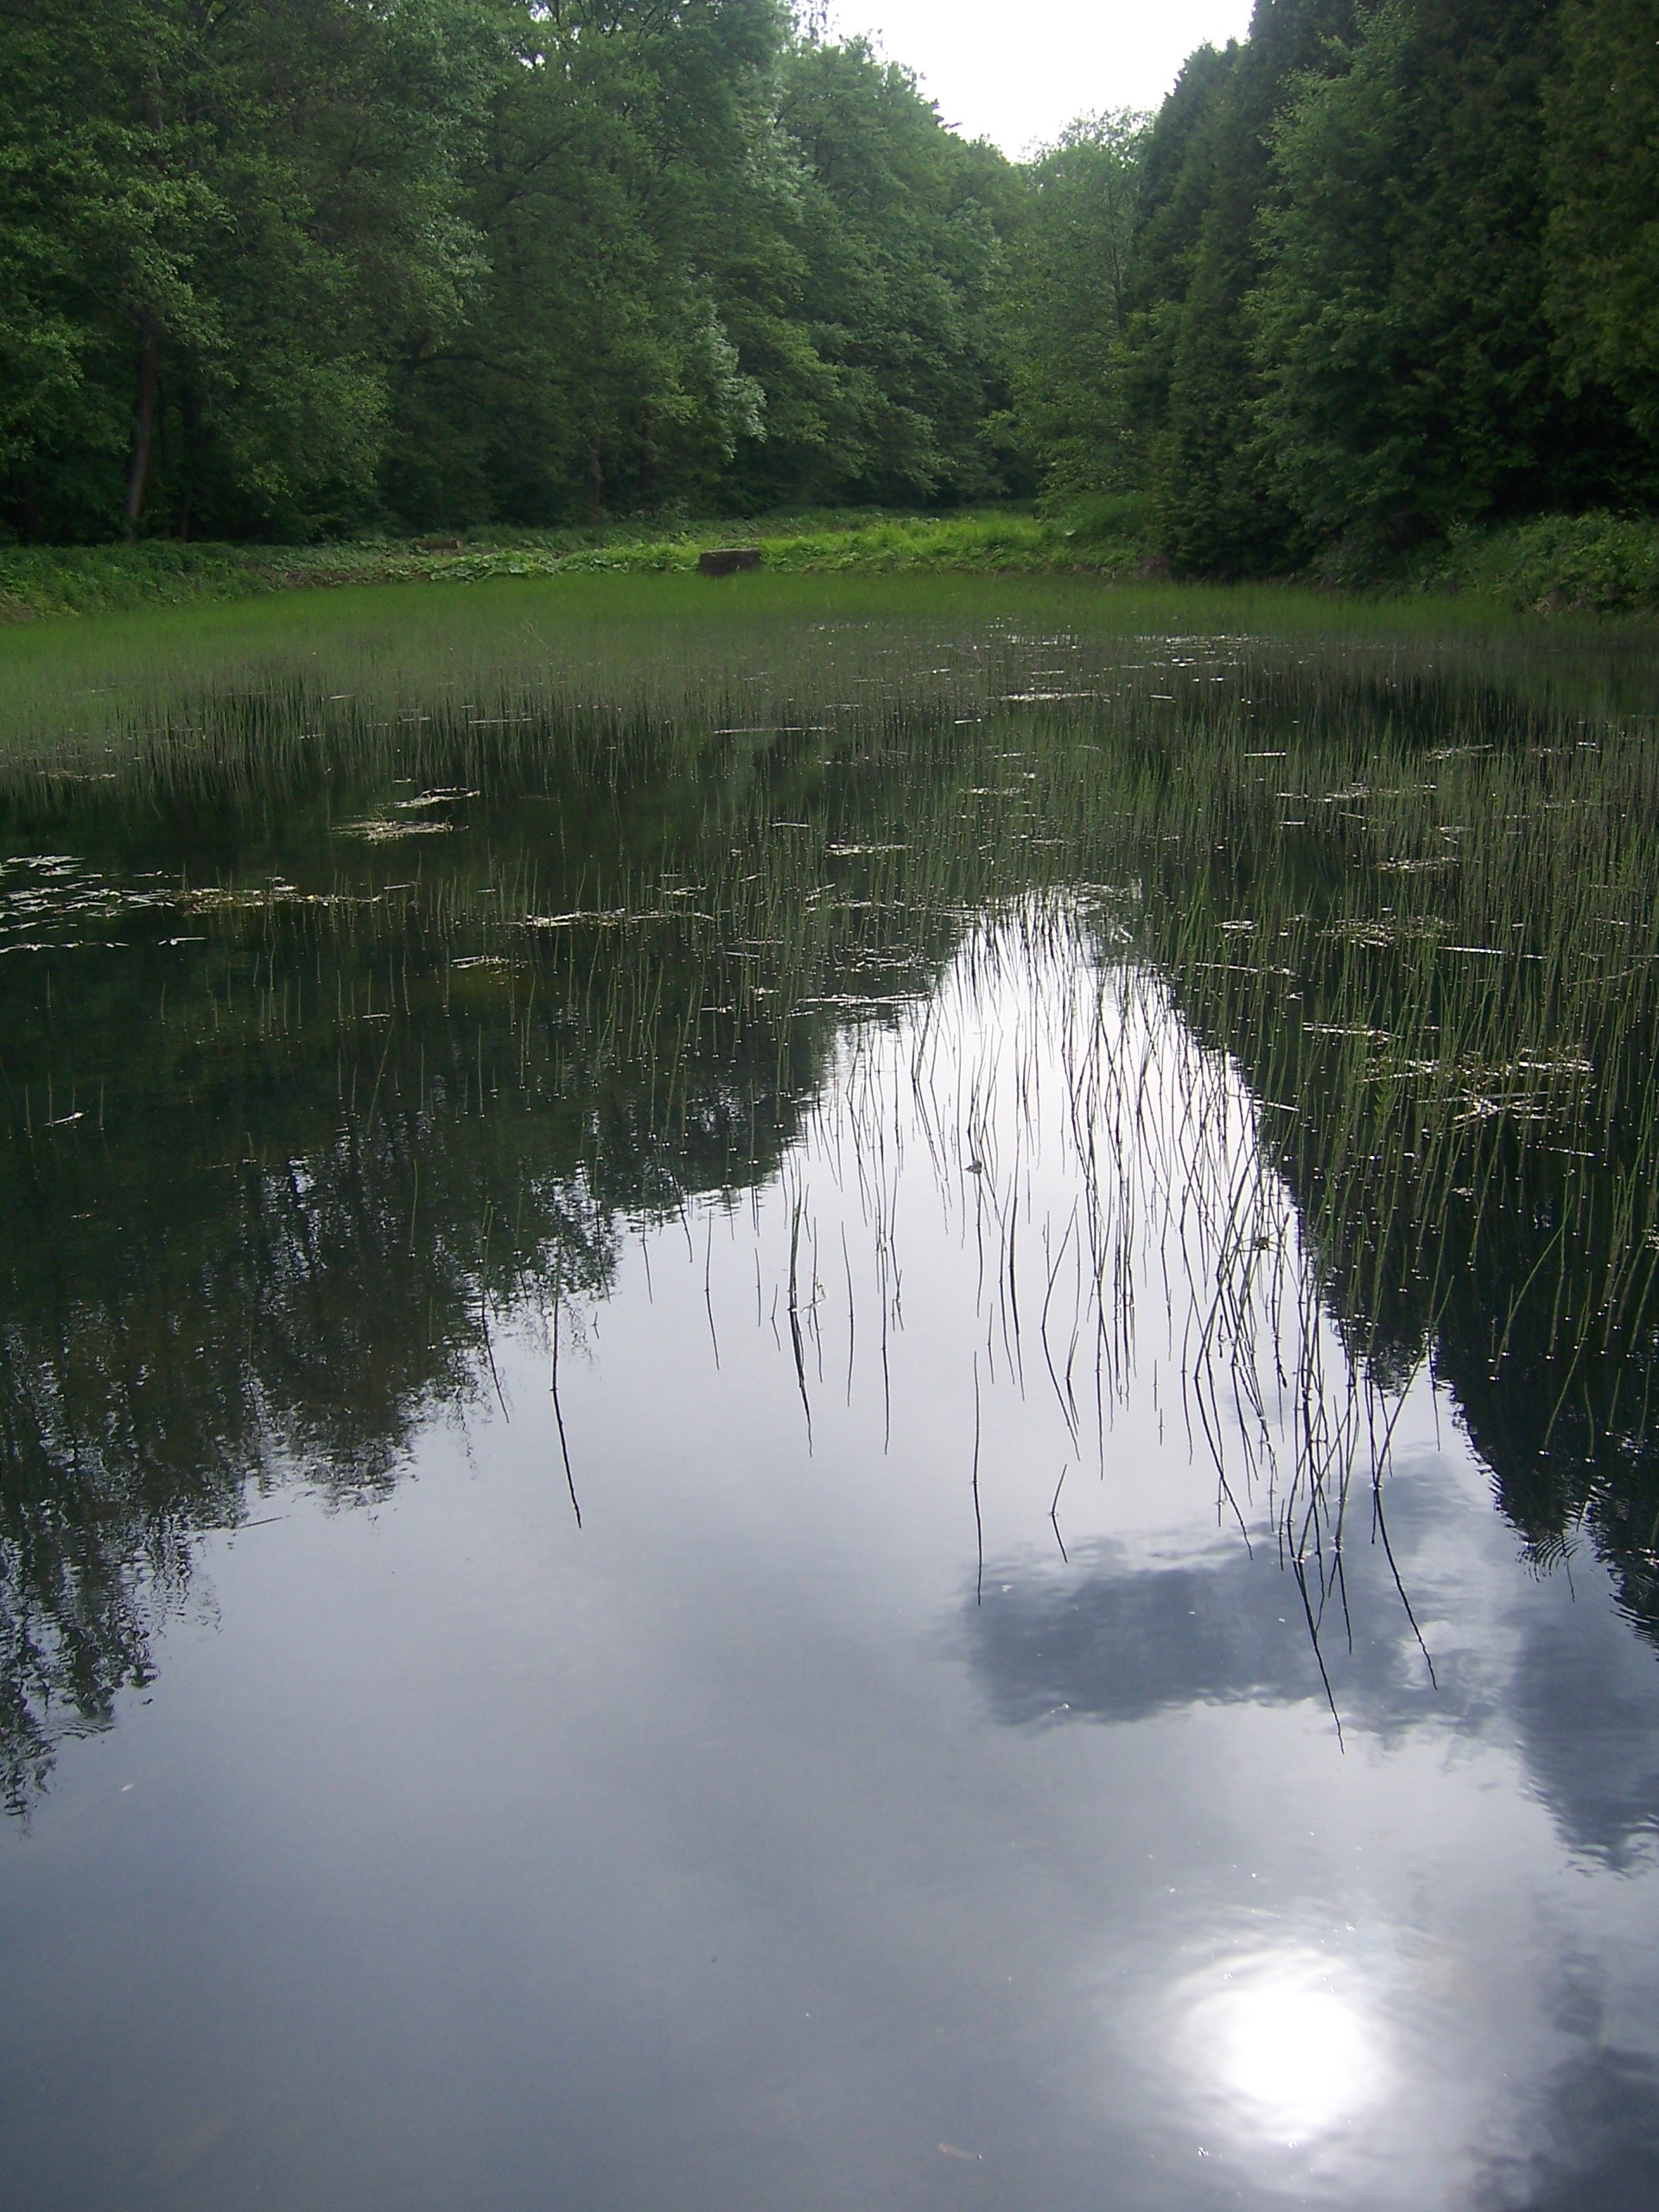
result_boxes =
[2,605,1657,2209]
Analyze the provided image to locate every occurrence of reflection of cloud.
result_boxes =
[967,1521,1455,1740]
[966,1471,1659,1864]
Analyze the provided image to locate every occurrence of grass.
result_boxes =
[0,506,1148,623]
[4,577,1659,1796]
[8,583,1656,1389]
[8,501,1659,627]
[2,563,1626,785]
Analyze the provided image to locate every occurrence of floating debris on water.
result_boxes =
[334,817,456,841]
[394,788,480,810]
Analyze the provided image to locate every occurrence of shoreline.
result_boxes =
[4,509,1657,626]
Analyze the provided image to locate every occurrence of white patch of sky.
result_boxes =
[825,1,1258,157]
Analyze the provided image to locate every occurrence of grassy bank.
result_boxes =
[0,508,1142,622]
[6,504,1659,625]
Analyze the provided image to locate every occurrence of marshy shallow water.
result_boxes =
[2,580,1658,2209]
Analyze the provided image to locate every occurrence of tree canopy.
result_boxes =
[1,0,1655,565]
[1112,0,1659,576]
[0,1,1016,538]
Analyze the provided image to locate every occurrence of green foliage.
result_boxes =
[391,0,787,526]
[1092,0,1659,577]
[727,35,1013,509]
[1421,510,1659,613]
[0,507,1149,620]
[995,111,1147,501]
[1543,0,1659,452]
[1145,0,1362,580]
[0,0,489,541]
[0,2,1019,540]
[1253,0,1636,565]
[4,0,1659,565]
[1114,43,1239,491]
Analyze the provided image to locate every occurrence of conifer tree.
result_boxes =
[1544,0,1659,459]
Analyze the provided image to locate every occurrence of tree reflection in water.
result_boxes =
[2,620,1658,1823]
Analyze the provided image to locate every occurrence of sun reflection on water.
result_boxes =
[1180,1947,1392,2145]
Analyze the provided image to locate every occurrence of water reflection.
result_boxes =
[1179,1945,1392,2146]
[973,1513,1659,1868]
[1484,2039,1659,2209]
[2,618,1659,2205]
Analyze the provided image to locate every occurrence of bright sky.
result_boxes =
[830,0,1258,156]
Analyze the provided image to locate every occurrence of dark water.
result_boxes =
[3,614,1659,2209]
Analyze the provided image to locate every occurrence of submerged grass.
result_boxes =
[8,588,1656,1410]
[3,577,1659,1794]
[0,566,1636,782]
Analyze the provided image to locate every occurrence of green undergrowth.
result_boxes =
[9,505,1659,625]
[1418,512,1659,615]
[0,508,1142,621]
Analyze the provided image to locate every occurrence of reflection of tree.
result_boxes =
[0,697,988,1809]
[11,636,1659,1811]
[1472,2036,1659,2210]
[0,909,841,1813]
[1171,934,1659,1661]
[1283,1085,1659,1651]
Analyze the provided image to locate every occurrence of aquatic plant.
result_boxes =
[2,582,1656,1801]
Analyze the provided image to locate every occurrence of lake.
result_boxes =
[2,577,1656,2209]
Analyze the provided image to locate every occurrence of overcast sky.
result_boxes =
[829,0,1257,156]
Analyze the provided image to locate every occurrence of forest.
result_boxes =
[0,0,1654,578]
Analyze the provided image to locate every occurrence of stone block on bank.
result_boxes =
[697,546,762,576]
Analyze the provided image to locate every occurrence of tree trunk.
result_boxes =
[124,326,162,543]
[586,423,603,522]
